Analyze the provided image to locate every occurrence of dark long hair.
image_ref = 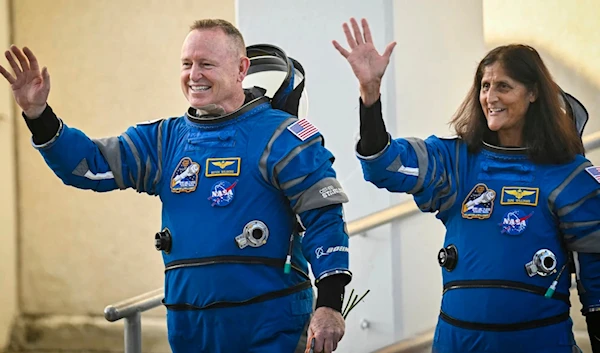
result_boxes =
[450,44,584,164]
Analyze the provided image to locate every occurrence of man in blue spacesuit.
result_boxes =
[334,17,600,353]
[0,19,351,353]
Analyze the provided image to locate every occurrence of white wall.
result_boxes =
[238,0,398,222]
[237,1,485,351]
[391,0,485,341]
[237,2,398,351]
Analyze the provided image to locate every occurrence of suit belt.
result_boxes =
[441,279,570,331]
[444,280,570,306]
[439,310,570,332]
[164,255,310,279]
[163,255,312,311]
[164,280,312,311]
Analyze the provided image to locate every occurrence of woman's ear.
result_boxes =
[529,85,538,103]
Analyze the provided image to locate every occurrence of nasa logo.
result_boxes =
[208,180,238,207]
[500,209,534,235]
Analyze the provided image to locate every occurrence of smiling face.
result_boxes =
[180,28,249,112]
[479,62,537,146]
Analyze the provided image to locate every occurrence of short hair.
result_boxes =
[189,19,246,56]
[450,44,584,164]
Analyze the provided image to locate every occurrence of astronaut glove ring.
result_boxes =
[525,249,557,277]
[235,220,269,249]
[155,228,172,254]
[438,244,458,271]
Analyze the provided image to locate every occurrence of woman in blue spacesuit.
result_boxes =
[333,17,600,353]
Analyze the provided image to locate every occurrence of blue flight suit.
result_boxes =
[359,134,600,353]
[33,92,351,352]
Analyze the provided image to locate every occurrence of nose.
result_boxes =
[189,63,203,82]
[486,89,498,104]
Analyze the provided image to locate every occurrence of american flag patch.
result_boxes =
[287,119,319,141]
[585,166,600,184]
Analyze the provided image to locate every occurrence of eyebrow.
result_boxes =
[481,78,512,86]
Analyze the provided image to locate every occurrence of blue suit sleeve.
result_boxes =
[357,135,460,216]
[551,159,600,314]
[260,117,351,283]
[35,118,165,195]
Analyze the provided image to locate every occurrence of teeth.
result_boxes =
[190,86,210,92]
[490,108,505,112]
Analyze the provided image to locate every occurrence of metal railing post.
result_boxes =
[105,288,163,353]
[124,311,142,353]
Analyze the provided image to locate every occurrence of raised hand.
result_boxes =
[332,18,396,106]
[0,46,50,118]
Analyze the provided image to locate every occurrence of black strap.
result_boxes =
[164,255,309,279]
[443,280,571,306]
[164,280,312,311]
[280,58,305,117]
[439,310,570,332]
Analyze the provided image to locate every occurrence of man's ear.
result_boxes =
[238,56,250,82]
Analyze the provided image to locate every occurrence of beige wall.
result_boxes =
[10,0,234,329]
[484,0,600,85]
[0,0,18,349]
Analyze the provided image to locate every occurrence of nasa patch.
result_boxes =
[170,157,200,193]
[461,183,496,219]
[499,209,534,235]
[208,180,238,207]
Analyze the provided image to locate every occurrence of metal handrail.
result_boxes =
[104,288,164,352]
[104,288,164,322]
[104,131,600,353]
[584,130,600,152]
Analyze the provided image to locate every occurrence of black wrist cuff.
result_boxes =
[587,311,600,352]
[358,97,388,156]
[315,275,346,312]
[23,105,60,145]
